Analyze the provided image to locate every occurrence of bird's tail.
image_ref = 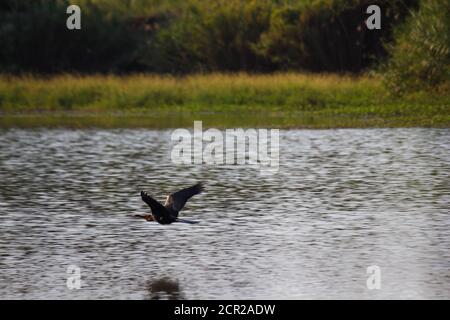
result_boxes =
[175,218,200,224]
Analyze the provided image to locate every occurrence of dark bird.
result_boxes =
[135,183,203,225]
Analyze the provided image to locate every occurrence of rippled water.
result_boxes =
[0,128,449,299]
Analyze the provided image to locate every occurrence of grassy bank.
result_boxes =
[0,73,448,129]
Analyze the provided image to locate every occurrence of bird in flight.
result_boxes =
[136,183,203,224]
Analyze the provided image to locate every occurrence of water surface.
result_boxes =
[0,128,449,299]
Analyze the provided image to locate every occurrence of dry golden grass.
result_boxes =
[0,73,448,128]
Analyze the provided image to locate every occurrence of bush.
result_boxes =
[140,0,273,73]
[0,0,144,73]
[383,0,450,94]
[256,0,418,72]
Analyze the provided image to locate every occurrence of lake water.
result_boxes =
[0,128,449,299]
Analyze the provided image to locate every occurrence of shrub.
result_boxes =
[140,0,273,73]
[383,0,450,94]
[256,0,418,72]
[0,0,144,73]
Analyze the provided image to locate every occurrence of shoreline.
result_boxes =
[1,111,448,129]
[1,74,448,129]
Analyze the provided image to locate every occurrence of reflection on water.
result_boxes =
[0,128,448,299]
[148,277,182,300]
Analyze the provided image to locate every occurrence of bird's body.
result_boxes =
[136,183,203,225]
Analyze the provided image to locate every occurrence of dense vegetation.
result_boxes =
[1,0,418,74]
[382,0,450,94]
[0,0,448,128]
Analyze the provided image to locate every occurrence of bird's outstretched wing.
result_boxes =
[141,191,169,219]
[164,183,203,216]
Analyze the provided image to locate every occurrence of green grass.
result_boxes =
[0,73,448,128]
